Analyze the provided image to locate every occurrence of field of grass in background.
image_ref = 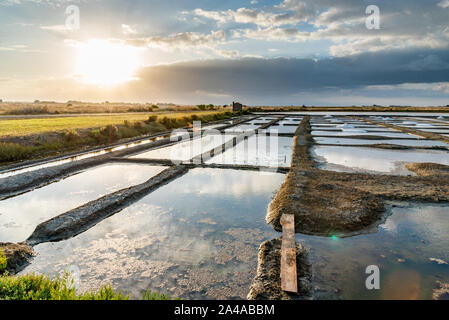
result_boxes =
[0,110,249,164]
[0,111,226,137]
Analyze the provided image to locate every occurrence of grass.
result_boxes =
[0,273,173,300]
[0,249,6,274]
[0,111,225,137]
[0,110,249,164]
[0,249,172,300]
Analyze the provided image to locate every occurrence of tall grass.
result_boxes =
[0,142,34,162]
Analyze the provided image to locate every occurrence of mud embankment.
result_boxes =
[0,242,34,274]
[405,163,449,177]
[247,239,312,300]
[267,117,449,236]
[26,165,188,245]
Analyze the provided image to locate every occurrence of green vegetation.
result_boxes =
[0,110,250,164]
[0,272,173,300]
[0,142,34,163]
[197,104,216,111]
[0,249,6,274]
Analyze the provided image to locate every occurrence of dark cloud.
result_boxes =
[133,48,449,100]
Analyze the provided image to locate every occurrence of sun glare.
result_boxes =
[74,39,140,86]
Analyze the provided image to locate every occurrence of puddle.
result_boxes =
[0,164,166,242]
[206,135,293,168]
[312,146,449,175]
[21,169,285,300]
[314,137,449,148]
[300,203,449,300]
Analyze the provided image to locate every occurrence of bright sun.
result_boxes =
[75,39,140,86]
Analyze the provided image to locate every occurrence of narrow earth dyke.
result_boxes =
[247,239,312,300]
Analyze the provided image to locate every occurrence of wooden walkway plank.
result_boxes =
[280,213,298,293]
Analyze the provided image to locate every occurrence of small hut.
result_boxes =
[232,101,243,112]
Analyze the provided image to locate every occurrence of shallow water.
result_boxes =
[312,145,449,175]
[0,164,165,242]
[129,134,235,162]
[314,137,449,147]
[0,136,169,179]
[206,136,293,168]
[21,169,284,300]
[300,203,449,300]
[312,131,416,138]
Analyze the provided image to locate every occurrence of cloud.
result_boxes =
[437,0,449,8]
[191,0,449,56]
[124,30,239,58]
[40,24,70,35]
[121,24,138,35]
[193,7,298,27]
[2,48,449,104]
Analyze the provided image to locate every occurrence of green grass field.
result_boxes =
[0,111,222,137]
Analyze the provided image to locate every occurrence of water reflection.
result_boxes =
[314,137,448,147]
[130,134,234,162]
[299,204,449,300]
[206,136,293,168]
[0,164,165,242]
[21,169,285,300]
[312,146,449,175]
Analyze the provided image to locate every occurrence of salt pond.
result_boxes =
[0,164,165,242]
[312,146,449,175]
[21,169,284,300]
[301,203,449,299]
[206,136,293,168]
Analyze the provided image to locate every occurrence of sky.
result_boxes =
[0,0,448,105]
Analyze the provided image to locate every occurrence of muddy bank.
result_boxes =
[317,143,448,151]
[247,239,312,300]
[267,117,449,236]
[405,163,449,177]
[0,242,34,274]
[26,165,188,245]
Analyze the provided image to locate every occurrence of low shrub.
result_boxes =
[0,272,175,300]
[0,249,6,274]
[0,143,33,162]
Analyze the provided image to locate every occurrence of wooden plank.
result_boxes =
[280,214,298,293]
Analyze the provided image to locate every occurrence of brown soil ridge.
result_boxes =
[0,242,34,274]
[267,117,449,236]
[247,239,312,300]
[406,162,449,177]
